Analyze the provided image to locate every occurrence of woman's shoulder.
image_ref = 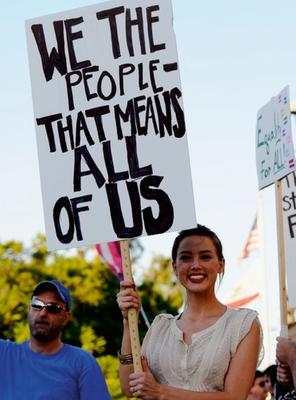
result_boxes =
[142,313,177,349]
[150,313,177,329]
[227,307,258,322]
[226,307,262,357]
[225,307,260,337]
[152,313,176,323]
[228,308,264,365]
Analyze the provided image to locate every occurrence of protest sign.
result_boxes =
[256,86,296,334]
[26,0,196,250]
[282,171,296,308]
[256,86,295,190]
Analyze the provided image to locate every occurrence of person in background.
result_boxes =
[0,279,111,400]
[275,337,296,400]
[117,225,263,399]
[247,370,268,400]
[264,364,277,399]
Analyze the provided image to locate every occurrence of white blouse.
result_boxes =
[142,308,262,392]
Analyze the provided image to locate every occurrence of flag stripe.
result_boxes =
[223,214,261,308]
[226,293,260,308]
[96,242,123,280]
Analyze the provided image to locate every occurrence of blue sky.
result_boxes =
[1,0,296,271]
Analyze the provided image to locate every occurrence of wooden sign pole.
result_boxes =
[275,179,289,338]
[120,240,143,372]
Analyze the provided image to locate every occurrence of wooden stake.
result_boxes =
[275,180,289,337]
[120,240,143,372]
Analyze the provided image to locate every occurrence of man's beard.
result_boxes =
[29,319,61,342]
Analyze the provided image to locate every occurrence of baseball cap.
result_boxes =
[32,280,72,310]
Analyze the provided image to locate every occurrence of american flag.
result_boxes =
[223,215,260,308]
[96,241,123,281]
[238,217,259,260]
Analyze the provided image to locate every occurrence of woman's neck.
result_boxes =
[183,293,226,317]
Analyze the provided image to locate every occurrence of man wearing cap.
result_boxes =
[0,279,111,399]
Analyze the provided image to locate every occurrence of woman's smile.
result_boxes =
[187,272,207,284]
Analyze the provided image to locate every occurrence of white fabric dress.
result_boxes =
[142,308,262,392]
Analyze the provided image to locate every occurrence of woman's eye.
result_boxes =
[179,255,192,261]
[201,255,211,261]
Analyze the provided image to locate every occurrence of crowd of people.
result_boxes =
[0,224,295,399]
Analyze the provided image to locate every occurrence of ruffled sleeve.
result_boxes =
[141,314,174,356]
[230,308,264,366]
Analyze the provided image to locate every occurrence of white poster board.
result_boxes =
[26,0,196,250]
[256,86,295,190]
[282,171,296,308]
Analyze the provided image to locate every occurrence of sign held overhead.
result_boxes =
[26,0,196,250]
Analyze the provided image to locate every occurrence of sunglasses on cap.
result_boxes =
[30,298,67,314]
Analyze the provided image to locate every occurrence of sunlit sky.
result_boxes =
[2,1,296,259]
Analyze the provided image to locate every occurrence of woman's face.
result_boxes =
[173,235,224,294]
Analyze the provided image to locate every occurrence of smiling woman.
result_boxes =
[117,225,263,400]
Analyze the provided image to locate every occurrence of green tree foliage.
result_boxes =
[0,236,182,399]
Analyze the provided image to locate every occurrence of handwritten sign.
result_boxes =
[282,171,296,308]
[256,86,295,190]
[26,0,196,250]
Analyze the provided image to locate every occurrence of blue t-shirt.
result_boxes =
[0,339,111,400]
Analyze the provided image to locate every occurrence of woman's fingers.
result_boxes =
[117,289,139,302]
[120,280,136,289]
[116,282,141,315]
[117,296,140,309]
[129,374,143,390]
